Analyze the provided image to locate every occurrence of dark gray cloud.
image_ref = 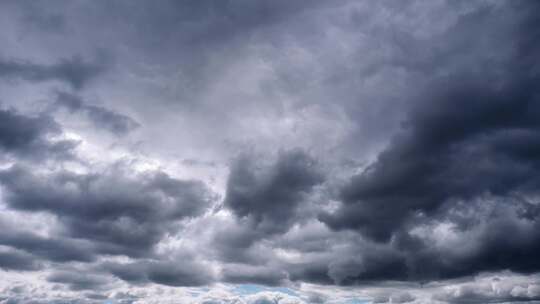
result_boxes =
[322,0,540,240]
[327,247,408,284]
[319,0,540,281]
[0,224,95,263]
[0,0,540,302]
[0,108,76,161]
[0,164,215,258]
[287,261,334,285]
[84,293,108,301]
[0,55,109,89]
[71,0,340,66]
[146,260,214,287]
[225,150,323,233]
[282,234,411,285]
[0,248,42,271]
[215,150,323,264]
[104,259,214,287]
[221,264,287,286]
[53,91,139,135]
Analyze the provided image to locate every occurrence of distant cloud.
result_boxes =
[0,55,109,89]
[0,0,539,303]
[54,91,140,135]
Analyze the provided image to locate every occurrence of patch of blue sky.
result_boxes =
[232,284,299,296]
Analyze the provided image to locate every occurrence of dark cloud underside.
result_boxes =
[0,1,539,303]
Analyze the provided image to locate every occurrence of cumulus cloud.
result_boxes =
[0,0,539,303]
[224,150,323,234]
[319,0,540,282]
[0,108,77,161]
[0,247,42,271]
[0,222,95,263]
[104,259,215,287]
[0,163,215,258]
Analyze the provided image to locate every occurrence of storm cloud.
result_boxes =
[225,150,323,233]
[0,1,539,303]
[0,163,215,257]
[319,0,540,282]
[0,108,76,160]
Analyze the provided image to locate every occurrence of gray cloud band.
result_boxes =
[0,1,539,303]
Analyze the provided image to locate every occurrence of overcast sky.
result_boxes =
[1,1,540,303]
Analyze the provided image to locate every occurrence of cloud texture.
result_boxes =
[0,1,539,303]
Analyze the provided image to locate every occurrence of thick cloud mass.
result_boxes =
[316,1,540,283]
[0,223,95,263]
[225,150,323,232]
[0,248,42,271]
[0,109,76,160]
[0,164,214,257]
[0,1,540,303]
[104,259,215,287]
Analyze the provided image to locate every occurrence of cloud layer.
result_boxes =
[0,1,539,303]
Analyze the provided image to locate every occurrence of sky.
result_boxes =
[0,0,540,303]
